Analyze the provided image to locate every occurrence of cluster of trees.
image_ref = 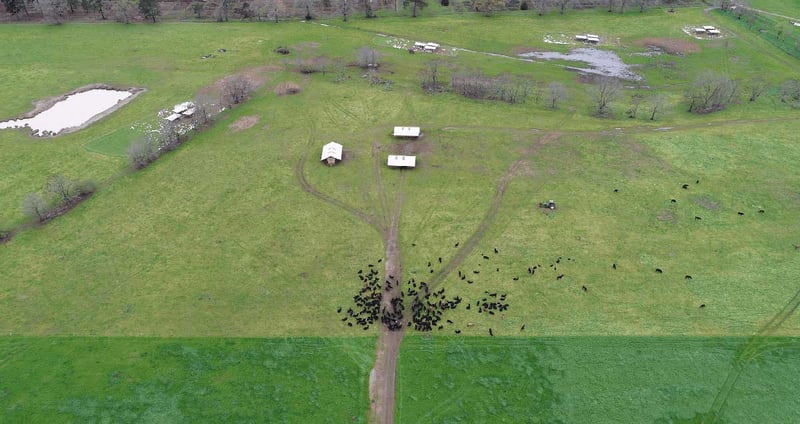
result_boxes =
[22,174,96,222]
[2,0,702,23]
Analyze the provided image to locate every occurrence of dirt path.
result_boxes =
[370,196,405,424]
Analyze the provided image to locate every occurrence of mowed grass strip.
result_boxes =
[0,336,373,423]
[396,336,800,423]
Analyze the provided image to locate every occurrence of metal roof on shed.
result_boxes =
[393,126,421,137]
[321,142,343,161]
[387,155,416,168]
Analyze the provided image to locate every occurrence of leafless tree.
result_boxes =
[40,0,67,23]
[223,75,254,105]
[331,58,347,82]
[618,0,626,13]
[647,93,666,120]
[554,0,568,14]
[686,71,738,113]
[363,0,374,17]
[422,59,446,92]
[745,76,768,102]
[44,174,74,203]
[546,82,567,109]
[356,46,381,68]
[22,193,50,222]
[606,0,613,12]
[634,0,647,12]
[474,0,504,16]
[778,79,800,107]
[111,0,136,23]
[127,137,158,169]
[535,0,548,15]
[590,77,622,116]
[338,0,350,21]
[626,92,644,118]
[405,0,426,17]
[192,94,217,127]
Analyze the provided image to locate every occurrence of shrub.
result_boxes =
[74,179,97,196]
[127,137,158,169]
[22,192,51,222]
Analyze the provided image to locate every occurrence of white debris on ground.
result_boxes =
[544,34,573,45]
[381,36,456,56]
[682,25,728,40]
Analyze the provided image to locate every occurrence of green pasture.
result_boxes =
[0,336,373,423]
[749,0,800,19]
[397,336,800,423]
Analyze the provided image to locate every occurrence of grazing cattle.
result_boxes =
[483,254,490,260]
[671,199,677,203]
[582,285,587,292]
[438,257,442,263]
[466,304,471,310]
[430,270,434,273]
[557,274,565,280]
[738,212,744,216]
[613,188,619,192]
[337,307,342,313]
[467,280,474,284]
[513,277,519,281]
[695,216,702,220]
[696,180,699,184]
[699,304,706,308]
[447,319,453,324]
[655,268,663,273]
[494,248,499,254]
[378,258,382,263]
[489,328,494,336]
[455,329,461,334]
[520,324,525,331]
[348,322,353,327]
[473,270,480,274]
[759,209,765,213]
[612,263,617,270]
[427,261,431,267]
[685,275,692,280]
[682,184,689,189]
[496,268,500,272]
[455,242,460,247]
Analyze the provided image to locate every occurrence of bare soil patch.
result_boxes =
[696,195,720,211]
[657,209,678,223]
[228,115,259,132]
[199,65,280,99]
[392,140,432,156]
[635,37,700,55]
[274,81,302,96]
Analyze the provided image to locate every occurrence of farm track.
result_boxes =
[428,133,560,289]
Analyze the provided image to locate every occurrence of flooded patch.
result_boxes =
[518,48,641,81]
[0,85,143,137]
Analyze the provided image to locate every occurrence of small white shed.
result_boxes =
[387,155,416,168]
[321,142,343,166]
[393,126,421,138]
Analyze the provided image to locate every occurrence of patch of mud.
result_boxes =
[228,115,259,132]
[635,37,700,55]
[392,140,432,156]
[518,48,641,81]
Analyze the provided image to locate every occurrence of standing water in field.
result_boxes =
[518,48,642,81]
[0,88,137,137]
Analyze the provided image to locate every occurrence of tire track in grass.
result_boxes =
[704,286,800,423]
[428,133,560,289]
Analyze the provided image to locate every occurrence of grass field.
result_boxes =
[0,337,373,423]
[749,0,800,19]
[397,336,800,423]
[1,5,800,422]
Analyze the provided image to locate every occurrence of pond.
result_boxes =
[0,88,136,137]
[518,48,641,81]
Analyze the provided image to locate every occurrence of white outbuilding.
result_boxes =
[387,155,416,168]
[393,126,421,138]
[320,142,343,166]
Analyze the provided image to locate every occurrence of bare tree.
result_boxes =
[686,71,738,113]
[44,174,75,203]
[745,76,768,102]
[634,0,647,12]
[127,137,158,169]
[535,0,548,15]
[111,0,136,23]
[554,0,568,14]
[40,0,67,23]
[647,93,666,120]
[192,94,217,127]
[356,46,381,68]
[626,93,644,118]
[546,82,567,109]
[618,0,626,13]
[422,59,446,92]
[590,77,622,116]
[474,0,504,16]
[404,0,426,17]
[363,0,374,17]
[338,0,349,20]
[606,0,613,12]
[331,58,347,83]
[22,193,50,222]
[215,0,231,21]
[778,79,800,108]
[223,75,254,106]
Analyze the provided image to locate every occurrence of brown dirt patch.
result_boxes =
[198,65,280,99]
[512,46,544,54]
[657,209,678,223]
[634,38,700,55]
[696,195,720,211]
[274,81,302,96]
[228,115,259,132]
[392,140,432,156]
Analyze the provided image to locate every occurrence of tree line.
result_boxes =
[2,0,704,23]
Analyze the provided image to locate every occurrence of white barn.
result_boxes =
[393,126,421,138]
[320,142,343,166]
[387,155,416,168]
